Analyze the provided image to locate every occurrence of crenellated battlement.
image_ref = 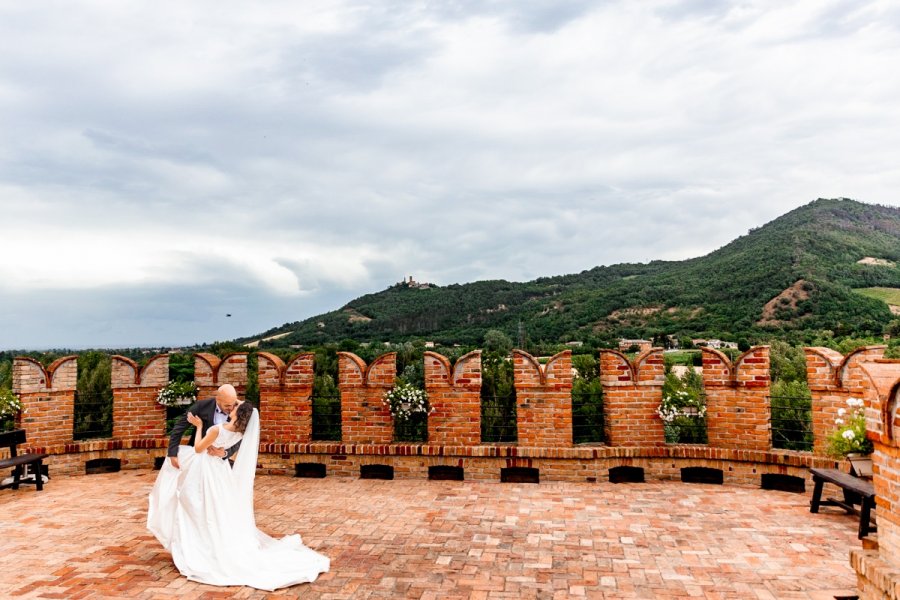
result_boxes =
[9,345,899,600]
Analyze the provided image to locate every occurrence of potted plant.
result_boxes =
[826,398,873,459]
[657,389,707,444]
[0,388,23,432]
[383,382,431,442]
[156,380,199,408]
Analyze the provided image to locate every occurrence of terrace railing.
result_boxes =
[769,395,813,451]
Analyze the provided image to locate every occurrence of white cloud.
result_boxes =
[0,0,898,348]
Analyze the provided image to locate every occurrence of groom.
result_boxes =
[167,383,242,468]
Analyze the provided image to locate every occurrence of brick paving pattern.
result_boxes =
[0,472,860,599]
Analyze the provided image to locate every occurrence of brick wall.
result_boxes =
[12,356,77,448]
[258,352,314,443]
[194,352,249,400]
[424,350,482,446]
[514,350,573,447]
[599,348,665,446]
[111,354,168,439]
[852,359,900,600]
[702,346,770,451]
[339,352,396,444]
[806,346,886,455]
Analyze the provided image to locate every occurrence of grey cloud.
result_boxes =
[0,1,898,349]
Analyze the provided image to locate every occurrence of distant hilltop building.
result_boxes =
[398,275,432,289]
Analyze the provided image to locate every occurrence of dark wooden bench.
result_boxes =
[810,467,876,539]
[0,429,49,491]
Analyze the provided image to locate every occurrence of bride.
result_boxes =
[147,401,329,591]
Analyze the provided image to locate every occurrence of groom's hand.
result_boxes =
[206,446,226,459]
[169,456,180,469]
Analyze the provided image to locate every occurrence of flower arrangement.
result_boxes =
[0,388,24,431]
[826,398,873,457]
[156,380,199,407]
[657,389,707,444]
[383,382,431,422]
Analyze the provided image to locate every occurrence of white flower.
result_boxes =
[842,430,855,441]
[835,418,844,425]
[837,408,846,417]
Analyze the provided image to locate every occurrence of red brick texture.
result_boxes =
[339,352,396,445]
[424,350,482,446]
[599,349,665,447]
[194,352,249,400]
[110,354,168,439]
[701,346,771,451]
[806,346,886,455]
[12,356,77,447]
[852,359,900,600]
[514,350,573,448]
[258,352,314,444]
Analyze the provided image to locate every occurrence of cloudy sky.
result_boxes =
[1,0,899,350]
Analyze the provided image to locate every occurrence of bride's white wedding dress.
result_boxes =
[147,410,329,591]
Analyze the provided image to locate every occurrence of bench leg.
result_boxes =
[34,461,43,491]
[859,499,873,539]
[11,464,22,490]
[810,477,824,513]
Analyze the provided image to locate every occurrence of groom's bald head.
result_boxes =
[215,384,238,413]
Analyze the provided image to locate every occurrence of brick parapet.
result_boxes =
[258,352,314,443]
[599,349,665,447]
[12,356,77,447]
[424,351,482,446]
[194,352,249,400]
[338,352,396,444]
[857,361,900,585]
[702,347,771,451]
[806,346,887,454]
[513,350,573,447]
[110,355,168,439]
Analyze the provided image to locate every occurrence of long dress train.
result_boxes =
[147,410,329,590]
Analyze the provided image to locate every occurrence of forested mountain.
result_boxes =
[242,199,900,349]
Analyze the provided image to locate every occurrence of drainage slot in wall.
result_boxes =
[760,473,805,493]
[428,465,464,481]
[680,466,723,485]
[360,464,394,480]
[500,467,539,484]
[608,466,645,484]
[295,462,327,478]
[85,458,121,475]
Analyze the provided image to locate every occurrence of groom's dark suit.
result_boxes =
[167,398,241,460]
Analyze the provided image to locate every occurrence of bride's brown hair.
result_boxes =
[232,402,254,433]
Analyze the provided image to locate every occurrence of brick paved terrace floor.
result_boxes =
[0,472,863,599]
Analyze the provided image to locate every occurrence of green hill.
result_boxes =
[243,198,900,348]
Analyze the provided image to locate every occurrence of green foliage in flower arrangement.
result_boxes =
[156,380,199,407]
[658,368,707,444]
[384,382,430,442]
[383,382,431,422]
[0,388,23,432]
[825,398,873,457]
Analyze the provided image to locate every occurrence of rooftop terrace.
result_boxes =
[0,471,860,599]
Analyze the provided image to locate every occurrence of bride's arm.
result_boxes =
[187,412,219,453]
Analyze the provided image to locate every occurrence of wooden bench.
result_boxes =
[810,467,876,539]
[0,429,49,491]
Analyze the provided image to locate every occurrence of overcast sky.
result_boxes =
[1,1,899,350]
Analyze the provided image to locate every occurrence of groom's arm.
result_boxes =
[224,438,242,460]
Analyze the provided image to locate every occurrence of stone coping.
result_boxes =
[851,549,900,600]
[19,436,840,469]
